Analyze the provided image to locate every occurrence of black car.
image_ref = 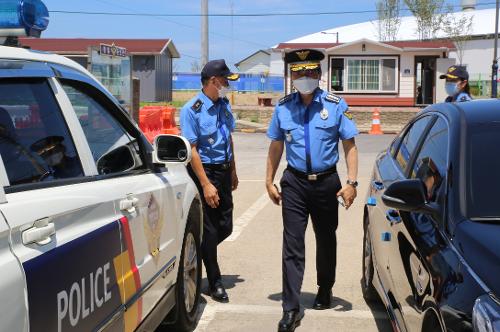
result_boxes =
[362,100,500,332]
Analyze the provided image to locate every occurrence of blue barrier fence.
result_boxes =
[173,72,284,92]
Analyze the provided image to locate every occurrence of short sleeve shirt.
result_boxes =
[180,91,235,164]
[267,89,358,173]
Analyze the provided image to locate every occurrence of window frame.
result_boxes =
[392,114,436,177]
[0,62,155,194]
[328,55,400,94]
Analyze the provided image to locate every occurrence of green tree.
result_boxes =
[375,0,401,41]
[403,0,447,40]
[442,13,474,65]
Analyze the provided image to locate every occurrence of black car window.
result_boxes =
[394,116,433,173]
[410,117,448,202]
[467,123,500,220]
[60,80,145,175]
[0,78,83,188]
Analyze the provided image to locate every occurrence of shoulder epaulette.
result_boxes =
[278,94,293,105]
[324,92,341,104]
[191,99,203,112]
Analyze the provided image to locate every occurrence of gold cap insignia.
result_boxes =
[296,50,310,61]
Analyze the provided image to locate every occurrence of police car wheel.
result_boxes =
[361,213,378,302]
[165,215,202,331]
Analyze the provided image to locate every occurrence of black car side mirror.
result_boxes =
[153,134,191,164]
[382,179,432,212]
[96,145,136,175]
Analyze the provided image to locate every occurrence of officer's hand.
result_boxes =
[203,182,220,208]
[266,183,281,205]
[231,169,239,191]
[337,185,357,210]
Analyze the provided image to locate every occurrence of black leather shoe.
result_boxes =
[313,287,332,310]
[278,310,302,332]
[210,286,229,302]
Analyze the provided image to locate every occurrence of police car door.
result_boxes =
[0,72,126,332]
[57,77,179,328]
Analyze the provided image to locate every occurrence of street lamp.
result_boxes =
[320,31,339,44]
[492,0,499,98]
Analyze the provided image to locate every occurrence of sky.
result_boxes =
[41,0,497,72]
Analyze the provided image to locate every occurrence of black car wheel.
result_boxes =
[362,213,379,302]
[163,216,202,331]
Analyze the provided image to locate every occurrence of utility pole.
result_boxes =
[492,0,499,98]
[201,0,209,67]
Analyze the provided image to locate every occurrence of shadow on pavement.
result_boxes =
[201,274,245,295]
[267,292,353,311]
[359,278,392,331]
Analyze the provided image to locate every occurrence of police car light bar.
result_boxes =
[0,0,49,41]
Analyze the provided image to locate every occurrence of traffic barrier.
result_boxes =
[368,108,384,135]
[139,106,180,143]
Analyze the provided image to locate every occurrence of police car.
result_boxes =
[0,1,202,331]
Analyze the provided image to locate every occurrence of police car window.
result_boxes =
[395,116,432,173]
[411,117,448,202]
[59,80,144,175]
[0,78,83,187]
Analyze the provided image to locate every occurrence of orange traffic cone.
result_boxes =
[369,108,384,135]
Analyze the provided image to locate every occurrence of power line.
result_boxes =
[86,0,267,49]
[49,3,496,17]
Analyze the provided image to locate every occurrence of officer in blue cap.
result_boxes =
[180,59,240,302]
[440,65,472,102]
[266,49,359,332]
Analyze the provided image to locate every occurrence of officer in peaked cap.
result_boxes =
[440,65,473,102]
[265,49,359,332]
[180,59,239,303]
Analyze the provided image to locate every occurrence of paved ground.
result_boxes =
[193,133,396,332]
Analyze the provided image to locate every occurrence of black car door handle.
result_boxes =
[371,181,384,191]
[386,209,402,225]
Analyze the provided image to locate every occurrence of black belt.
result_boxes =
[286,165,337,181]
[203,162,231,170]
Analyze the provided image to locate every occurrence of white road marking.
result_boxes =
[194,302,388,330]
[194,302,217,332]
[226,192,270,242]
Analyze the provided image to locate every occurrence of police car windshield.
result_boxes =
[467,123,500,220]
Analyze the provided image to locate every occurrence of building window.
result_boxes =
[330,57,398,93]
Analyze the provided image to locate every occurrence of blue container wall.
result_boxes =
[173,72,284,93]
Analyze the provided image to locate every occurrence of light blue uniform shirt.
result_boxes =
[267,89,358,173]
[446,91,472,103]
[180,91,235,164]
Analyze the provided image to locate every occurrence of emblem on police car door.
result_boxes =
[320,109,329,120]
[144,194,163,265]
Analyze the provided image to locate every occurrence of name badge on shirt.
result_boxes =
[285,131,292,142]
[208,137,215,145]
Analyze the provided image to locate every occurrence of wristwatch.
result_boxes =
[346,179,359,188]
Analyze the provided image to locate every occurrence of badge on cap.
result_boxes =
[208,137,215,145]
[320,109,329,120]
[285,131,292,142]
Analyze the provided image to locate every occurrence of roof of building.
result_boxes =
[283,7,495,44]
[18,38,180,57]
[275,40,455,51]
[235,49,271,67]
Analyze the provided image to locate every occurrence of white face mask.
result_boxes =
[445,82,460,96]
[216,82,231,99]
[45,152,64,167]
[292,77,319,95]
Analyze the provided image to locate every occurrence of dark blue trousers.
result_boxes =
[280,168,342,311]
[188,165,233,289]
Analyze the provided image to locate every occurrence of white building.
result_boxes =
[235,49,271,74]
[269,5,498,105]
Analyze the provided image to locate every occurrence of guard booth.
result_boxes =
[88,43,132,112]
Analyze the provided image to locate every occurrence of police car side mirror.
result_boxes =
[97,145,137,175]
[382,179,427,212]
[153,135,192,164]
